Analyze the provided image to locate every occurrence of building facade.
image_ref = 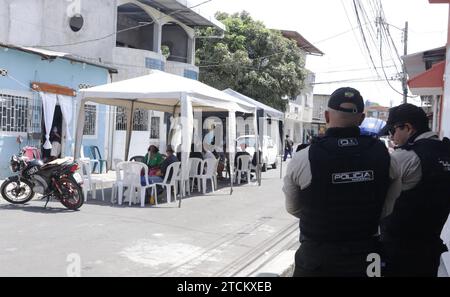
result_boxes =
[0,0,224,163]
[281,30,323,144]
[0,44,113,178]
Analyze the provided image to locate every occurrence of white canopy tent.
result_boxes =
[223,89,285,179]
[74,70,258,207]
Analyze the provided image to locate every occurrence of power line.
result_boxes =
[352,0,382,78]
[312,77,391,85]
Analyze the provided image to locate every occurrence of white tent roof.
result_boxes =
[79,70,255,113]
[223,88,284,120]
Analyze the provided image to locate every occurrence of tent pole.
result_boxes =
[124,101,135,162]
[253,108,261,186]
[179,94,193,208]
[74,97,86,160]
[228,111,236,195]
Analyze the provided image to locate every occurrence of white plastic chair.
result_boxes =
[188,158,204,194]
[235,155,252,185]
[79,158,105,202]
[111,161,127,204]
[174,158,197,197]
[154,162,181,204]
[79,144,100,174]
[113,158,123,170]
[119,162,157,207]
[200,158,218,194]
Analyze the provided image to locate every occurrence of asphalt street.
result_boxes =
[0,160,298,277]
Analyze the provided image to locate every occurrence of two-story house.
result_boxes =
[0,0,224,163]
[281,30,323,144]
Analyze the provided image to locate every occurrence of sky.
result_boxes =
[196,0,448,107]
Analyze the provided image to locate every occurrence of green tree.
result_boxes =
[196,11,306,111]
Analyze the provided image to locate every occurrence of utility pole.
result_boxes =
[402,21,409,104]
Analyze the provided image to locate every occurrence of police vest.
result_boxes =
[298,134,390,242]
[382,138,450,242]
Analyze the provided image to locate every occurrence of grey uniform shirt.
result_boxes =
[282,131,440,220]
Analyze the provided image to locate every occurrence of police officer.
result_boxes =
[380,103,450,277]
[283,87,390,277]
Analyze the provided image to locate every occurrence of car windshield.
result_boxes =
[237,137,256,148]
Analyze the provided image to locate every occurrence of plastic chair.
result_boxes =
[113,158,123,170]
[129,155,145,163]
[90,145,107,173]
[235,155,252,185]
[188,158,204,194]
[200,158,218,194]
[79,158,105,202]
[120,162,157,207]
[78,144,99,174]
[111,161,126,204]
[154,162,181,204]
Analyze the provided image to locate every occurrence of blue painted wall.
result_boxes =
[0,47,110,178]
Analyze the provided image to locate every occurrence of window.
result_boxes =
[116,107,150,131]
[133,109,148,131]
[115,107,127,131]
[83,104,97,135]
[150,117,160,139]
[0,93,30,133]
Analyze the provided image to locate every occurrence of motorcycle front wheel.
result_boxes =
[56,177,84,210]
[0,178,35,204]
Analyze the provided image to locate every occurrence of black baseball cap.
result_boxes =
[328,87,364,113]
[379,103,429,136]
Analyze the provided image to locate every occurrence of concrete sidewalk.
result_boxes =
[0,162,297,277]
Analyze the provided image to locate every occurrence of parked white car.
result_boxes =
[236,135,279,171]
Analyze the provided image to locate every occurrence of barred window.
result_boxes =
[83,104,97,135]
[115,107,127,131]
[115,107,149,131]
[133,109,148,131]
[150,117,160,139]
[0,93,30,133]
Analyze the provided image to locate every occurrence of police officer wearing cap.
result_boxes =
[283,87,391,277]
[380,103,450,277]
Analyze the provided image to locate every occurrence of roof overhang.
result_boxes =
[280,30,324,56]
[408,60,445,95]
[402,46,446,78]
[138,0,225,31]
[0,42,118,73]
[429,0,450,3]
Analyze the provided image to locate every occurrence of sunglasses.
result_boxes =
[388,124,406,136]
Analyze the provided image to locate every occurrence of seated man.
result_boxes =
[142,145,178,186]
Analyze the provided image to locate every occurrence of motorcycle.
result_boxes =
[0,149,84,210]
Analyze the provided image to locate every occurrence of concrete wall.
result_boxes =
[0,0,117,63]
[165,60,199,78]
[0,47,110,178]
